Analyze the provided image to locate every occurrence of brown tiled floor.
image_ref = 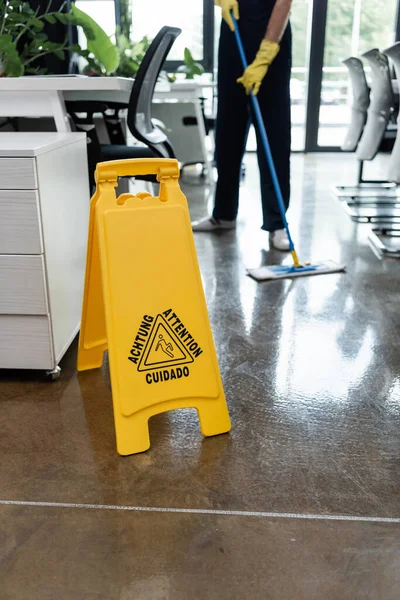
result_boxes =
[1,154,400,598]
[1,506,400,600]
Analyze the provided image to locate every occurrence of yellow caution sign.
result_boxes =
[77,158,231,455]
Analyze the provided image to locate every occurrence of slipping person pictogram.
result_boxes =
[137,316,194,372]
[156,334,174,358]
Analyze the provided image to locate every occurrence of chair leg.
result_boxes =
[103,110,127,145]
[333,160,397,199]
[69,116,103,192]
[368,225,400,258]
[357,159,363,184]
[344,204,400,223]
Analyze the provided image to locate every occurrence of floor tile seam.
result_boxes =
[1,500,400,524]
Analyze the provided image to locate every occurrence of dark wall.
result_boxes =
[28,0,77,74]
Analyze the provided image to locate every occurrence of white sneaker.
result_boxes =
[191,216,236,232]
[269,229,291,251]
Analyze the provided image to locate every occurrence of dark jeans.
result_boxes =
[213,16,292,232]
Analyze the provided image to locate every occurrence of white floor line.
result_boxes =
[1,499,400,524]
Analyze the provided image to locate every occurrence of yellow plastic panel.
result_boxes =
[77,159,231,455]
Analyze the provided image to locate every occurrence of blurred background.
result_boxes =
[71,0,400,151]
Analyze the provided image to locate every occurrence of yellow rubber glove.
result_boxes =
[237,39,280,95]
[214,0,239,32]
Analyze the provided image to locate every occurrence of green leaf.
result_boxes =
[35,33,48,43]
[56,13,67,24]
[61,14,77,25]
[117,34,130,52]
[0,34,24,76]
[0,34,13,50]
[62,12,94,39]
[25,66,48,75]
[42,40,57,50]
[53,49,65,60]
[192,62,204,76]
[69,43,82,54]
[28,18,45,31]
[131,41,144,55]
[43,14,57,24]
[71,4,119,73]
[21,2,34,12]
[177,50,204,80]
[184,47,195,67]
[4,56,24,77]
[5,12,30,21]
[29,34,49,49]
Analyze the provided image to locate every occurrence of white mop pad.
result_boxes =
[247,260,346,282]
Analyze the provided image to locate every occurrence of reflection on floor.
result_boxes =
[1,153,400,599]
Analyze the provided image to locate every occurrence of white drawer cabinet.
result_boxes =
[0,157,37,189]
[0,133,89,375]
[0,255,48,314]
[0,190,43,254]
[0,315,53,369]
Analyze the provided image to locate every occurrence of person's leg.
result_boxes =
[213,24,250,222]
[254,25,292,234]
[192,22,250,230]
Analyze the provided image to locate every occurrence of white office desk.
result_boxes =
[0,76,132,129]
[0,76,213,178]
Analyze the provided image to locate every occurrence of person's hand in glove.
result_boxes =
[237,39,280,95]
[214,0,239,32]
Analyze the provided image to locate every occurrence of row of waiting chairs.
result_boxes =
[337,42,400,257]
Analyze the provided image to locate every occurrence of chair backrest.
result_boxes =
[343,57,370,112]
[363,49,394,116]
[341,57,369,151]
[127,26,182,158]
[384,43,400,182]
[356,49,395,161]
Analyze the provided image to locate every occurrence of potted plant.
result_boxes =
[80,30,151,78]
[114,32,151,78]
[178,48,204,80]
[0,0,119,76]
[71,3,119,75]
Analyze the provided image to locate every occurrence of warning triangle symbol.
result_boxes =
[138,315,194,372]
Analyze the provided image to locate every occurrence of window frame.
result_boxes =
[116,0,215,72]
[305,0,400,152]
[118,0,400,152]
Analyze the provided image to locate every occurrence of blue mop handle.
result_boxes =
[231,14,295,253]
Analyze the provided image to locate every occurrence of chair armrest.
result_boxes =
[104,102,129,111]
[65,101,109,115]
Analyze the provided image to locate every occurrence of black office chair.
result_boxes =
[66,101,108,190]
[100,26,181,163]
[67,26,181,188]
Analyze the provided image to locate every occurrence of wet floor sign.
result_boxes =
[77,158,231,455]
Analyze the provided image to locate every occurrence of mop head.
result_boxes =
[247,260,346,282]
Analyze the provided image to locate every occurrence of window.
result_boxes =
[75,0,116,48]
[131,0,204,63]
[318,0,399,147]
[290,0,313,150]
